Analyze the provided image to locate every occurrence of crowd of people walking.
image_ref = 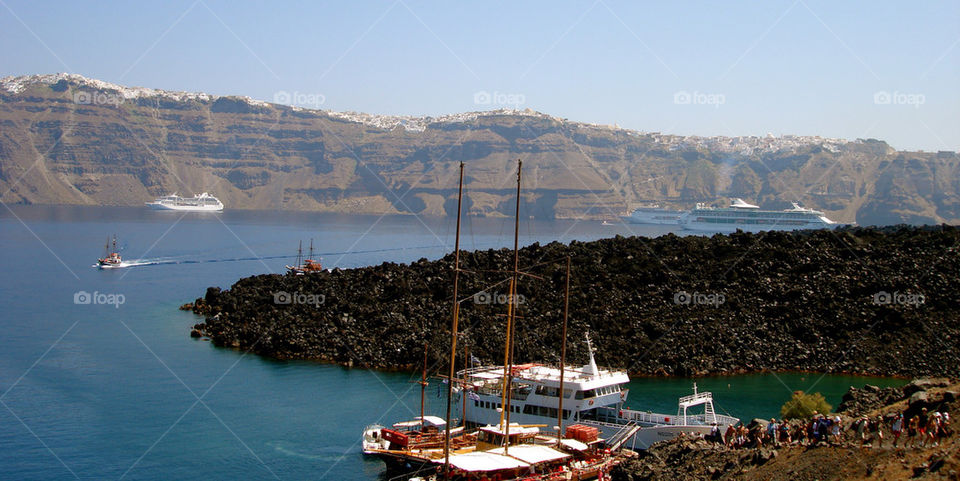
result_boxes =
[705,407,952,450]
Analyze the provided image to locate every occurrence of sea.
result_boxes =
[0,205,905,480]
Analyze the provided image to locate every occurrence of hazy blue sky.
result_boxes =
[1,1,957,151]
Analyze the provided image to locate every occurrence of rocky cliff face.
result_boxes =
[2,73,958,225]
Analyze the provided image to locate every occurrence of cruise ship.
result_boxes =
[622,205,685,225]
[145,192,224,212]
[452,337,738,450]
[679,198,843,233]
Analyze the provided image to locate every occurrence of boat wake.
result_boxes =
[91,244,449,270]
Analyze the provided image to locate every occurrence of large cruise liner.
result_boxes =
[679,198,843,233]
[145,192,224,212]
[622,205,685,225]
[453,337,738,450]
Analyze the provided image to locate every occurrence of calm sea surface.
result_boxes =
[0,205,903,480]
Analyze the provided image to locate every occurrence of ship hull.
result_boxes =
[146,203,223,212]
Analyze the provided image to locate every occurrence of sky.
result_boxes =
[1,0,958,151]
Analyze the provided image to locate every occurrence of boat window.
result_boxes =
[563,389,573,398]
[535,385,560,397]
[576,389,597,399]
[523,405,535,415]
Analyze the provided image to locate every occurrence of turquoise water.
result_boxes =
[0,206,903,480]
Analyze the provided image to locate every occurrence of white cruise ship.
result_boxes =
[145,192,224,212]
[679,198,843,233]
[622,205,685,225]
[452,337,738,450]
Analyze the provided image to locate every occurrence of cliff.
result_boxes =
[2,73,959,224]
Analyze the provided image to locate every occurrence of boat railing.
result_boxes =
[458,364,627,383]
[593,409,738,427]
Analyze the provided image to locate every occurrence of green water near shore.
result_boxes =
[623,372,907,422]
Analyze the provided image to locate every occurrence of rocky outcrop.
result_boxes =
[2,73,960,224]
[612,379,960,481]
[188,225,960,377]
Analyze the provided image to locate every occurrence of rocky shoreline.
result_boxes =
[186,225,960,377]
[610,378,959,481]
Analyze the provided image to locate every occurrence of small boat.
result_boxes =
[285,239,324,275]
[145,192,223,212]
[97,235,124,269]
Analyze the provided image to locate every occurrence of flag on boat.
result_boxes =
[468,391,480,401]
[470,354,481,366]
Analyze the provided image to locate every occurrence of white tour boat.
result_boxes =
[679,198,844,233]
[146,192,224,212]
[453,336,738,450]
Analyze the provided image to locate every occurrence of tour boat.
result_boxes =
[145,192,223,211]
[285,239,324,274]
[97,235,124,269]
[453,335,739,450]
[362,162,639,481]
[679,199,843,233]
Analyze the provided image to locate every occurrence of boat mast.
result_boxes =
[419,340,428,428]
[500,160,522,453]
[296,240,302,267]
[308,239,314,261]
[443,162,465,478]
[557,256,570,443]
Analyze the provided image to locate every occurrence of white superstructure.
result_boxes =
[679,199,843,233]
[453,337,738,450]
[622,205,685,225]
[146,192,224,212]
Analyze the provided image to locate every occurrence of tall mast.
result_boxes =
[443,162,465,478]
[500,160,522,453]
[419,340,428,428]
[296,240,302,267]
[308,239,314,260]
[558,256,571,443]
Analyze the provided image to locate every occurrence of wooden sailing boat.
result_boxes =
[286,239,324,274]
[97,235,123,268]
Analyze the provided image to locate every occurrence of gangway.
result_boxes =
[604,422,640,451]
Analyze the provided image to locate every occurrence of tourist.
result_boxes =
[779,420,791,445]
[907,415,919,447]
[857,416,870,447]
[926,413,940,447]
[831,416,842,444]
[767,419,778,447]
[891,413,903,447]
[918,408,929,446]
[874,415,884,448]
[725,423,737,448]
